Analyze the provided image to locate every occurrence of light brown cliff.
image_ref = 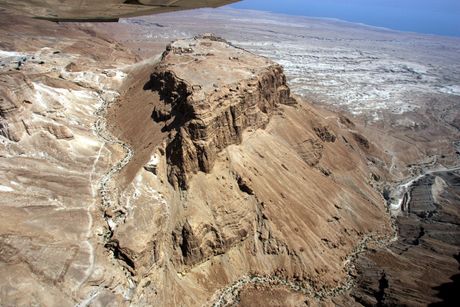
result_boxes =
[148,34,293,188]
[0,14,391,307]
[106,35,392,306]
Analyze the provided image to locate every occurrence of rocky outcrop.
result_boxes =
[104,34,393,306]
[294,139,324,167]
[352,132,370,150]
[148,35,292,189]
[0,14,393,306]
[314,126,336,143]
[0,73,35,141]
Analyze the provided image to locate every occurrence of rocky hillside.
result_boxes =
[105,33,394,305]
[0,13,392,307]
[148,34,293,189]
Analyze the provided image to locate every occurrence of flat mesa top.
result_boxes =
[159,36,275,95]
[0,0,240,22]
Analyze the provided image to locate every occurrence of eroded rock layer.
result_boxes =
[105,35,392,306]
[148,35,292,188]
[345,171,460,306]
[0,12,139,306]
[0,13,392,307]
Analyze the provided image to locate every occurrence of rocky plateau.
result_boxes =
[0,6,459,307]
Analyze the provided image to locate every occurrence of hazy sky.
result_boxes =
[230,0,460,37]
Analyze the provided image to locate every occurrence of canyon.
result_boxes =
[0,6,459,307]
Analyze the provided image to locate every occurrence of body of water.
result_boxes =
[230,0,460,37]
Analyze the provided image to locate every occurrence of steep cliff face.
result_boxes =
[148,35,293,188]
[104,35,392,306]
[1,14,392,307]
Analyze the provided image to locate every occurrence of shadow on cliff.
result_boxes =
[429,252,460,306]
[143,75,195,189]
[143,76,194,133]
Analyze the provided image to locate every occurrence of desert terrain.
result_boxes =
[95,8,460,172]
[0,6,459,307]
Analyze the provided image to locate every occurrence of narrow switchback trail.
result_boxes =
[92,87,138,301]
[210,229,397,307]
[349,168,460,305]
[89,55,168,303]
[389,164,460,215]
[211,165,460,306]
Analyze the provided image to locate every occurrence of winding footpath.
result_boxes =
[210,231,397,307]
[211,164,460,306]
[86,57,163,304]
[93,90,134,213]
[92,89,137,301]
[389,165,460,215]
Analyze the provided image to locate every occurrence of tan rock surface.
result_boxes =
[105,35,392,306]
[148,35,292,188]
[0,13,392,307]
[0,12,139,306]
[92,9,460,305]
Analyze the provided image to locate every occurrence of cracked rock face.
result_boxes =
[109,36,391,306]
[148,35,292,189]
[1,14,393,307]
